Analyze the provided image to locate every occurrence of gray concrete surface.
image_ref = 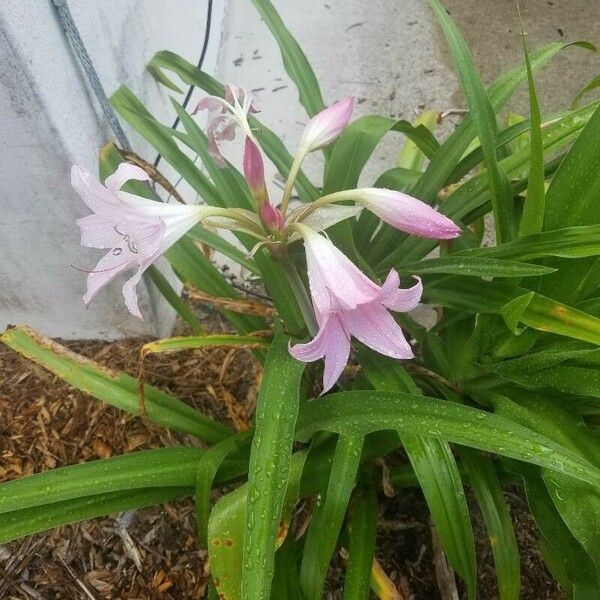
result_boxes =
[1,1,598,339]
[215,0,599,194]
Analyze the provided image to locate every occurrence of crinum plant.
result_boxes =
[2,1,600,599]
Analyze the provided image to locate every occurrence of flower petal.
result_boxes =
[378,271,423,312]
[77,214,121,249]
[71,165,118,213]
[83,249,135,307]
[122,259,154,319]
[289,314,351,393]
[357,188,461,239]
[105,163,150,196]
[302,229,379,312]
[193,96,228,113]
[342,304,414,360]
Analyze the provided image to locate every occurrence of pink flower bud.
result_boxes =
[243,137,267,203]
[356,188,461,239]
[260,201,285,232]
[299,96,355,154]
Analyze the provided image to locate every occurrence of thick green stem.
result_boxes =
[275,248,318,335]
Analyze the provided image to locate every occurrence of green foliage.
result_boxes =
[2,1,600,598]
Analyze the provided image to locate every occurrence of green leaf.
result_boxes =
[514,462,599,597]
[460,225,600,260]
[295,391,600,488]
[141,334,269,356]
[397,110,440,171]
[399,256,556,278]
[166,237,265,335]
[541,104,600,305]
[572,74,600,108]
[324,116,439,195]
[429,0,514,241]
[111,85,221,205]
[518,24,545,236]
[299,434,363,600]
[250,0,325,118]
[0,326,231,443]
[146,265,204,334]
[490,392,600,583]
[187,226,259,274]
[209,447,315,600]
[460,450,520,600]
[359,352,476,598]
[410,40,594,207]
[242,333,305,600]
[0,487,190,545]
[146,64,184,93]
[272,537,303,600]
[196,431,253,545]
[0,447,202,514]
[378,102,598,270]
[424,277,600,345]
[343,486,378,600]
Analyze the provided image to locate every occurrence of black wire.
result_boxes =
[153,0,214,169]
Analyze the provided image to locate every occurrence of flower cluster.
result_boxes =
[72,85,460,391]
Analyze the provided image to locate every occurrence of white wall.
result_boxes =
[0,0,224,339]
[1,0,598,340]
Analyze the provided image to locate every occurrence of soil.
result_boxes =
[0,315,563,599]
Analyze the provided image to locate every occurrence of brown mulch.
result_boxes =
[0,317,562,599]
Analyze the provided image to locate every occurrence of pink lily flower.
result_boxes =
[355,188,461,239]
[193,83,257,167]
[289,227,422,392]
[299,96,355,154]
[72,163,203,318]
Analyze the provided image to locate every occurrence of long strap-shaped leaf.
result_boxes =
[377,101,598,269]
[360,352,477,599]
[1,326,231,443]
[518,23,545,236]
[250,0,324,119]
[295,391,600,489]
[242,332,305,600]
[196,431,253,545]
[323,115,439,195]
[429,0,511,242]
[423,276,600,345]
[460,449,520,600]
[299,434,364,599]
[0,447,203,514]
[343,485,378,600]
[0,487,190,545]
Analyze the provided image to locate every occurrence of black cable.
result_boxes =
[153,0,214,169]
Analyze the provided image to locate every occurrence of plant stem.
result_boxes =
[275,248,318,335]
[280,151,307,216]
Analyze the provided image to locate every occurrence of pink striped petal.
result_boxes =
[378,272,423,312]
[342,304,414,359]
[303,229,379,313]
[289,314,351,393]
